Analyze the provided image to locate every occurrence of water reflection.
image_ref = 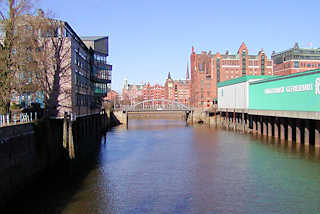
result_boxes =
[4,120,320,214]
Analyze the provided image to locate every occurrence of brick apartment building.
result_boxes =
[143,83,165,106]
[272,43,320,75]
[122,78,145,105]
[106,90,120,108]
[164,72,191,106]
[190,43,273,108]
[121,70,191,108]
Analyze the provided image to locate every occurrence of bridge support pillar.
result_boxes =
[315,122,320,147]
[288,121,293,142]
[274,120,279,140]
[233,110,236,131]
[280,120,286,141]
[263,119,268,137]
[226,110,229,130]
[296,119,302,144]
[253,118,257,135]
[305,123,310,146]
[267,120,272,138]
[221,113,224,128]
[245,115,249,134]
[304,120,315,146]
[257,119,262,135]
[242,112,245,133]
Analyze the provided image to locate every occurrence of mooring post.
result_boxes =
[63,112,68,149]
[68,113,75,159]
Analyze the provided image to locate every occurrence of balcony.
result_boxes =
[94,87,107,96]
[91,69,111,84]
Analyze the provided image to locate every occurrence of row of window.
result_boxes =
[76,94,93,106]
[75,73,91,92]
[94,83,107,94]
[294,62,320,68]
[74,52,90,74]
[218,60,271,66]
[93,69,111,80]
[94,53,108,65]
[17,92,44,108]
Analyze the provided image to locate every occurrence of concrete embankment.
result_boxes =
[0,111,120,208]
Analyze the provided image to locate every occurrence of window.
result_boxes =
[261,54,265,75]
[308,64,311,67]
[242,50,246,75]
[294,61,299,68]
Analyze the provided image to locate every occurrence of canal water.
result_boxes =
[7,119,320,213]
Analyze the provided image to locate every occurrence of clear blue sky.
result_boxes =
[40,0,320,92]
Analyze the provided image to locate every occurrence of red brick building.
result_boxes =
[164,72,191,106]
[121,71,191,108]
[106,90,120,106]
[122,78,144,105]
[272,43,320,76]
[190,43,273,108]
[143,83,165,106]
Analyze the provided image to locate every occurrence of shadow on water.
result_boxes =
[4,122,320,214]
[3,132,110,214]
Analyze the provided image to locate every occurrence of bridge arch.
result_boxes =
[127,99,191,112]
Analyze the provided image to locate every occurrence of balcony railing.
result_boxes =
[91,70,111,84]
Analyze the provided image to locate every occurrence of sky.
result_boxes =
[39,0,320,92]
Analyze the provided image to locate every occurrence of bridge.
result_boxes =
[125,99,192,112]
[114,99,193,124]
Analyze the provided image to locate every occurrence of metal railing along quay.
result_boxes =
[0,112,38,127]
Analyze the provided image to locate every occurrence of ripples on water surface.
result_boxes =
[8,120,320,213]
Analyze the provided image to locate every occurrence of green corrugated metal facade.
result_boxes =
[249,69,320,111]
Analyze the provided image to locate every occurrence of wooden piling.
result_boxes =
[63,112,68,149]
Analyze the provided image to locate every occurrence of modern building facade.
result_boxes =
[190,43,273,108]
[249,69,320,112]
[218,75,273,110]
[272,43,320,76]
[1,15,112,116]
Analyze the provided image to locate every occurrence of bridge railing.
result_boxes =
[126,99,192,112]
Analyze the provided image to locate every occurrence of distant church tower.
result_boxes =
[186,62,190,80]
[123,77,128,90]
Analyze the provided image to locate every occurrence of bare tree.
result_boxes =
[0,0,36,113]
[1,1,73,117]
[27,14,72,117]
